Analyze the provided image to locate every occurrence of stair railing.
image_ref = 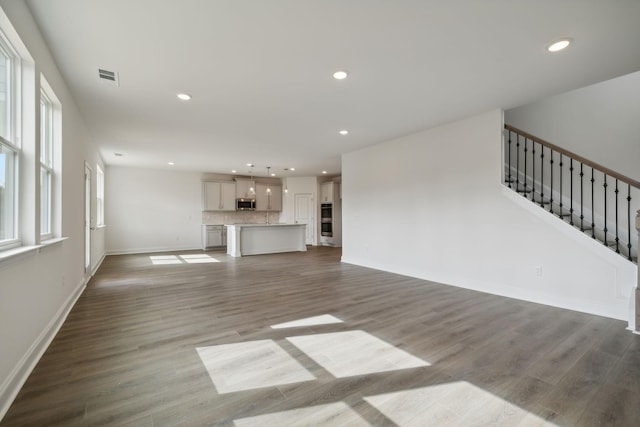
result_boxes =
[504,124,639,263]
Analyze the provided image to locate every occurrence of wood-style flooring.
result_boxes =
[2,247,640,426]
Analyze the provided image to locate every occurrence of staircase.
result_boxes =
[504,124,638,264]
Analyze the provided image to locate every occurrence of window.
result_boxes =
[0,40,12,140]
[0,142,16,243]
[40,89,53,238]
[0,30,19,248]
[96,164,104,226]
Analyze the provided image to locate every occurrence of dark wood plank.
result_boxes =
[2,247,640,426]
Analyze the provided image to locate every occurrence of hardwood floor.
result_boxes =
[2,246,640,426]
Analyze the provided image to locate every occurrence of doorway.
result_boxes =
[294,193,314,245]
[84,163,92,274]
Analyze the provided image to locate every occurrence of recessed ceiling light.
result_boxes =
[168,162,175,166]
[322,170,328,174]
[547,38,571,52]
[177,93,192,101]
[231,170,237,173]
[246,163,254,167]
[270,173,276,177]
[114,152,123,157]
[339,129,349,135]
[333,70,348,80]
[290,168,296,171]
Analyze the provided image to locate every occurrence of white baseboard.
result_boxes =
[0,276,87,421]
[91,251,106,276]
[106,245,201,256]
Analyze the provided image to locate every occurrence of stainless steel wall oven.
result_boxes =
[321,203,333,236]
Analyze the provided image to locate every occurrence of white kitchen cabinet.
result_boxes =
[235,178,256,199]
[269,184,282,211]
[203,181,236,211]
[320,182,335,203]
[255,183,268,210]
[255,183,282,211]
[220,182,236,210]
[201,224,226,249]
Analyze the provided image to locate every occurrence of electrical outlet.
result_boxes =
[535,266,543,277]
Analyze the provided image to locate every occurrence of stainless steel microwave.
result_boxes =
[236,198,256,211]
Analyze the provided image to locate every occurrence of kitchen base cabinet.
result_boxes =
[226,224,306,257]
[202,225,227,249]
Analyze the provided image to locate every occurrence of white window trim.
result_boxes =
[0,26,21,251]
[96,164,104,227]
[39,89,53,240]
[0,138,19,250]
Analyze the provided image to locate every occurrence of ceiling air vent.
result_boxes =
[98,68,119,86]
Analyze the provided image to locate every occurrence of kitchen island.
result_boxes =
[226,224,307,257]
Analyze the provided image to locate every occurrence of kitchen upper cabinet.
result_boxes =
[203,181,236,211]
[255,183,282,211]
[320,182,335,203]
[235,178,255,199]
[220,182,237,210]
[269,184,282,211]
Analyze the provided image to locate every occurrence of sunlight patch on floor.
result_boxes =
[271,314,344,329]
[364,381,558,426]
[149,254,220,265]
[149,255,183,265]
[180,254,220,263]
[196,340,315,394]
[286,330,429,378]
[233,401,371,427]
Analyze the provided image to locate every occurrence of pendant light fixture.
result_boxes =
[266,167,272,194]
[247,164,255,195]
[284,168,291,193]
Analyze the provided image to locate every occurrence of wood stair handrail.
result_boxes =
[505,124,640,189]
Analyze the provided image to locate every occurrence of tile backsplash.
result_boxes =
[202,211,281,225]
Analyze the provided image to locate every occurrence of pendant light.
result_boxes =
[266,167,272,194]
[284,168,290,193]
[248,164,255,195]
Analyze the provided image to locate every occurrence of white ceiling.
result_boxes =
[24,0,640,178]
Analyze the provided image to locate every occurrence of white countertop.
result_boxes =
[225,223,303,227]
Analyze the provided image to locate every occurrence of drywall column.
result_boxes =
[636,210,640,333]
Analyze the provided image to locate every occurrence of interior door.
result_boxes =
[294,193,314,245]
[84,163,92,274]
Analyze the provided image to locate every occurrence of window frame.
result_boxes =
[96,164,104,227]
[0,140,18,247]
[39,89,53,240]
[0,28,20,250]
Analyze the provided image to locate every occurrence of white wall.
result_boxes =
[105,166,203,254]
[106,167,298,254]
[506,71,640,182]
[0,1,104,417]
[342,109,636,321]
